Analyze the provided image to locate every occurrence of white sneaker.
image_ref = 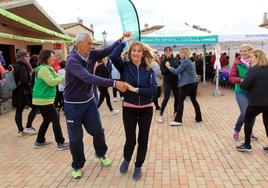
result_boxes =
[169,121,182,126]
[111,109,119,115]
[18,131,26,137]
[23,127,37,135]
[113,98,118,102]
[158,116,164,123]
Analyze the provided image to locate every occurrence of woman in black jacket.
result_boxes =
[95,58,119,115]
[158,47,180,123]
[236,49,268,152]
[12,49,37,136]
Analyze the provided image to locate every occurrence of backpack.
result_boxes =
[0,65,17,98]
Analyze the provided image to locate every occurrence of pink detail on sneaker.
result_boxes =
[250,134,258,141]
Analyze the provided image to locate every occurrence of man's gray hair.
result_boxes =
[74,32,92,47]
[16,49,28,59]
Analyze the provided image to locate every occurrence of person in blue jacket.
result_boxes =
[64,32,128,179]
[165,48,202,126]
[110,37,157,181]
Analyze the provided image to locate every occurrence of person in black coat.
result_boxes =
[12,49,37,136]
[95,58,119,115]
[158,47,180,123]
[236,49,268,152]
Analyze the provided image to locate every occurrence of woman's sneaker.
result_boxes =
[169,121,182,126]
[18,131,26,137]
[263,146,268,153]
[23,127,36,135]
[236,143,252,152]
[233,131,239,140]
[250,134,258,141]
[119,160,129,174]
[158,116,164,123]
[133,167,142,181]
[34,141,52,148]
[111,109,119,115]
[72,169,82,179]
[57,142,69,151]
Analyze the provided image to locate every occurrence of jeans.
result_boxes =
[160,82,179,115]
[65,99,107,170]
[244,105,268,146]
[15,105,37,132]
[36,104,65,144]
[234,92,255,132]
[122,106,153,167]
[174,83,202,123]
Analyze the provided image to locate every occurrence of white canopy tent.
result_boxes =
[141,21,218,51]
[216,20,268,65]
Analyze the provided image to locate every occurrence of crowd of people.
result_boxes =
[1,31,268,181]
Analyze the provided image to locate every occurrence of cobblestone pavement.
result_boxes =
[1,83,268,188]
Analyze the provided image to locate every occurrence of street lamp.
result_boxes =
[102,30,107,47]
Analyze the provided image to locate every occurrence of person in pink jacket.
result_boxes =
[229,44,257,140]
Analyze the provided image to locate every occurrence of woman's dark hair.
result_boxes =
[38,49,54,65]
[30,54,38,68]
[60,60,66,68]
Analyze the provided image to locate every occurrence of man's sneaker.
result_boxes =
[233,131,239,140]
[72,169,82,179]
[119,160,129,174]
[18,131,26,137]
[100,156,111,167]
[236,143,252,152]
[133,167,142,181]
[169,121,182,126]
[158,116,164,123]
[34,141,52,148]
[57,142,69,151]
[23,127,37,135]
[113,98,118,102]
[250,134,258,141]
[111,109,119,115]
[263,146,268,153]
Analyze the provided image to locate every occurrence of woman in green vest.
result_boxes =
[32,49,69,150]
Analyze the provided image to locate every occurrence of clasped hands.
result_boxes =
[115,81,137,93]
[165,61,171,69]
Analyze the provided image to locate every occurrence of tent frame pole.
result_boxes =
[202,45,206,86]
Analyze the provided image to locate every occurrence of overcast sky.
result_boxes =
[37,0,268,40]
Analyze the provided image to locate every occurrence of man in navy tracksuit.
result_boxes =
[64,32,127,179]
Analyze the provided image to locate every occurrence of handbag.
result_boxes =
[0,65,17,98]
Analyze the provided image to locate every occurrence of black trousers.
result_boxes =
[15,105,38,132]
[58,91,64,110]
[153,86,161,109]
[36,104,65,144]
[112,80,122,98]
[54,86,60,108]
[244,105,268,146]
[122,106,153,167]
[160,82,179,115]
[98,88,113,111]
[174,83,202,123]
